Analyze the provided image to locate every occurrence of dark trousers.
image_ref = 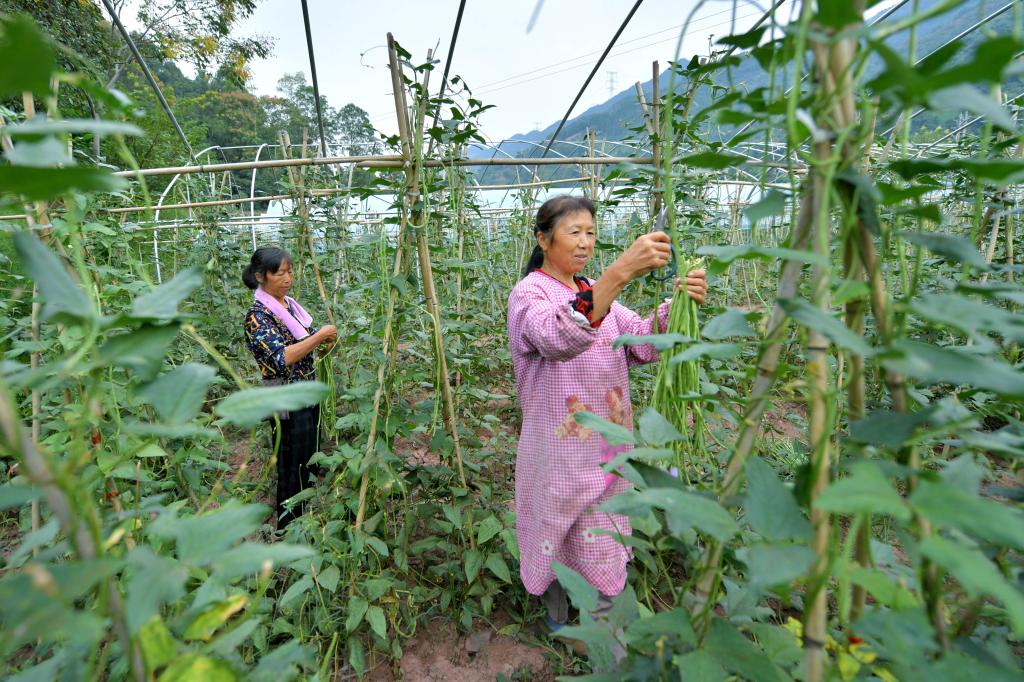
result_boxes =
[269,404,320,528]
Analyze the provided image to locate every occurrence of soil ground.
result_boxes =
[365,611,561,682]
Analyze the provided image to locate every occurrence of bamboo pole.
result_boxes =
[280,131,335,326]
[112,154,799,178]
[634,81,655,136]
[651,61,662,217]
[803,145,834,682]
[389,38,472,503]
[689,183,815,626]
[842,244,871,620]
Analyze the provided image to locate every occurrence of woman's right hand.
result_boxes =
[613,232,673,280]
[317,325,338,345]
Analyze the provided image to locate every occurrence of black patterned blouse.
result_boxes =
[243,300,319,383]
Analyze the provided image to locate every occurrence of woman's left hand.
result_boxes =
[675,269,708,305]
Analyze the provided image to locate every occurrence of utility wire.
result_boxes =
[100,0,197,164]
[300,0,329,157]
[537,0,645,158]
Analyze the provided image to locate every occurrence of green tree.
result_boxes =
[105,0,273,89]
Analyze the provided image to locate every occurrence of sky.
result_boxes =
[229,0,806,143]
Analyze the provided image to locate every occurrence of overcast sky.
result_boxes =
[230,0,808,143]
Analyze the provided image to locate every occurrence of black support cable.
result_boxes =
[725,0,910,146]
[300,0,329,158]
[878,0,1018,138]
[100,0,197,164]
[429,0,468,147]
[537,0,645,159]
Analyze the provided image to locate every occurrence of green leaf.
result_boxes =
[880,340,1024,398]
[485,552,512,582]
[135,443,167,458]
[98,324,181,381]
[702,308,756,340]
[920,536,1024,634]
[848,567,920,609]
[464,549,484,583]
[814,461,910,521]
[0,483,41,511]
[637,407,684,446]
[139,616,177,672]
[736,543,817,589]
[315,565,340,593]
[137,363,216,424]
[623,607,696,650]
[551,561,599,612]
[0,166,126,201]
[0,15,55,97]
[4,137,75,167]
[910,292,1024,343]
[215,382,329,427]
[7,118,143,138]
[704,619,789,682]
[849,409,931,448]
[365,605,387,639]
[890,158,1024,186]
[130,266,203,321]
[673,650,726,681]
[345,596,369,632]
[13,231,92,324]
[929,84,1016,132]
[899,231,989,269]
[574,411,636,446]
[744,457,811,541]
[279,575,312,610]
[211,543,314,580]
[716,25,767,49]
[668,342,741,364]
[150,500,268,565]
[248,640,312,682]
[347,636,366,677]
[612,332,691,351]
[778,297,873,356]
[677,151,747,169]
[158,655,238,682]
[183,595,247,641]
[697,244,826,277]
[815,1,861,28]
[743,190,788,226]
[125,547,188,634]
[632,488,738,542]
[910,479,1024,551]
[476,514,503,546]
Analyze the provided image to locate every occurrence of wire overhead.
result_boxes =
[299,0,329,157]
[538,0,645,159]
[100,0,197,164]
[428,0,468,150]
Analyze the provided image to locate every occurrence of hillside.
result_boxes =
[472,0,1019,181]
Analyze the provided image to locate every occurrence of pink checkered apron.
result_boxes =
[508,271,670,596]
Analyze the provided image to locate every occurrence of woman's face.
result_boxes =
[257,259,293,299]
[539,209,596,276]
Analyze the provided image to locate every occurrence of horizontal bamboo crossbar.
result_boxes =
[113,154,651,178]
[101,175,603,215]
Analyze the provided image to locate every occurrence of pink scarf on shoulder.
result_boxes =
[254,287,313,340]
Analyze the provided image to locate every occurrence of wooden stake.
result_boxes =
[386,34,473,544]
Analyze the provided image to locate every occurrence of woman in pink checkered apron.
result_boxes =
[507,195,707,632]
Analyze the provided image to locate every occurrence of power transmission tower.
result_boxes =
[606,71,618,98]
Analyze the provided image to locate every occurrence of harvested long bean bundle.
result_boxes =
[651,259,708,483]
[317,346,338,439]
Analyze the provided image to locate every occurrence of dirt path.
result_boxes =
[366,615,558,682]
